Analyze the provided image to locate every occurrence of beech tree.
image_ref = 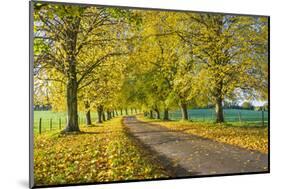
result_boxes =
[33,3,268,126]
[174,14,268,122]
[33,3,129,132]
[133,11,182,120]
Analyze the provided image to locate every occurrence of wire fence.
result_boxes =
[34,109,268,134]
[166,109,268,126]
[33,110,138,134]
[34,115,93,134]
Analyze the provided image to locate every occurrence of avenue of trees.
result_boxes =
[33,2,268,132]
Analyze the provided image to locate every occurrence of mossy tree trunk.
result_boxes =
[97,105,103,123]
[107,110,111,120]
[63,17,81,133]
[154,108,160,119]
[215,80,224,123]
[163,108,169,121]
[149,110,153,119]
[102,111,106,121]
[215,97,224,123]
[180,102,188,120]
[84,100,91,125]
[64,64,79,132]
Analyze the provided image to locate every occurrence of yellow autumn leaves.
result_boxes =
[138,115,268,154]
[34,117,169,186]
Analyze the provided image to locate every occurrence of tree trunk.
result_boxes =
[62,17,81,133]
[64,71,79,132]
[97,105,103,123]
[134,108,137,114]
[149,110,153,119]
[180,102,188,120]
[84,101,91,125]
[112,110,115,117]
[102,111,106,121]
[107,111,111,120]
[115,110,118,116]
[120,108,123,115]
[163,108,169,121]
[215,97,224,123]
[125,108,128,115]
[154,109,160,119]
[131,108,133,114]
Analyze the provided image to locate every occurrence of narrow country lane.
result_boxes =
[123,116,268,177]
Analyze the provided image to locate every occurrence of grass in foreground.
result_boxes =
[34,117,169,186]
[138,115,268,154]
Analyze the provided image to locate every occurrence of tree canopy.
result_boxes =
[33,2,269,132]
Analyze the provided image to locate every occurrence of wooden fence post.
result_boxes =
[59,118,61,129]
[203,113,205,121]
[261,110,264,127]
[238,112,242,122]
[50,118,52,130]
[39,118,42,134]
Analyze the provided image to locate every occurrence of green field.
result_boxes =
[33,110,136,133]
[33,111,99,133]
[167,109,268,126]
[34,109,268,134]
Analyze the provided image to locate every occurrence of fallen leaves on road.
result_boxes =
[138,116,268,154]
